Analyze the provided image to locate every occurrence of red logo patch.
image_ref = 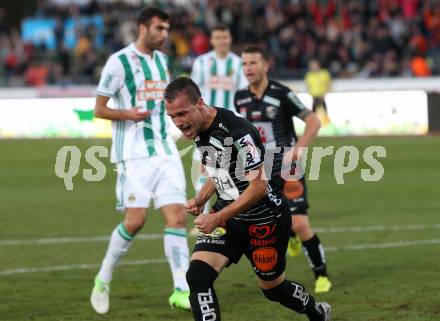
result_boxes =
[249,224,276,239]
[252,247,278,272]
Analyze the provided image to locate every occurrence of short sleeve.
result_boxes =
[284,89,311,120]
[96,55,124,97]
[233,126,265,172]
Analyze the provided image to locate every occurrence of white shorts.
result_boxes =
[115,156,186,211]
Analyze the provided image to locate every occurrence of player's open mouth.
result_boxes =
[180,125,192,136]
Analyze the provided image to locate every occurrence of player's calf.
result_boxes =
[186,260,220,321]
[261,280,327,321]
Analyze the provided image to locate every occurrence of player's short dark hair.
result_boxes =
[242,45,269,61]
[210,24,230,36]
[164,77,201,104]
[137,7,169,27]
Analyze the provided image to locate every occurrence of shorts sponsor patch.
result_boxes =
[249,224,276,239]
[252,247,278,272]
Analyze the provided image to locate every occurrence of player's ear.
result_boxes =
[138,23,147,37]
[196,97,204,109]
[263,60,270,73]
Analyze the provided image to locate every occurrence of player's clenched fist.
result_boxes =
[185,198,204,216]
[125,107,151,122]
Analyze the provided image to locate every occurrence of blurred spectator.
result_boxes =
[0,7,9,35]
[304,59,332,126]
[25,59,49,86]
[410,55,431,77]
[1,0,440,86]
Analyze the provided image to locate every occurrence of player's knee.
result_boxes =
[166,211,187,228]
[124,217,145,234]
[292,219,310,235]
[186,260,218,290]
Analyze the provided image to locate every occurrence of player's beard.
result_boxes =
[147,38,164,51]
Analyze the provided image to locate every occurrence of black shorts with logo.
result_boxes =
[192,210,292,281]
[270,173,309,215]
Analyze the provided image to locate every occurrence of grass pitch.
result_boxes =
[0,136,439,321]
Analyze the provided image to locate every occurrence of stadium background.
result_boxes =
[1,1,439,321]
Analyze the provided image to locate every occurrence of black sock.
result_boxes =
[262,280,324,321]
[302,234,327,278]
[186,260,221,321]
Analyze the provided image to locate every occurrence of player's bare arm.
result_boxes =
[94,95,150,121]
[186,178,216,216]
[194,165,267,234]
[289,112,321,161]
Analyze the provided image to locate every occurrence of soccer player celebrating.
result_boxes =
[190,25,248,215]
[165,77,331,321]
[235,45,332,293]
[90,7,190,313]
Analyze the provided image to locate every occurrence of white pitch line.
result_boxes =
[0,258,167,276]
[325,238,440,252]
[314,224,440,234]
[0,233,163,246]
[1,239,439,276]
[1,224,439,246]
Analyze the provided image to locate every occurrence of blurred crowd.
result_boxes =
[0,0,439,87]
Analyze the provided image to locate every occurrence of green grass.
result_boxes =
[1,136,439,321]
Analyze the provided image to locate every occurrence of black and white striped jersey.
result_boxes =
[195,107,284,225]
[234,80,311,176]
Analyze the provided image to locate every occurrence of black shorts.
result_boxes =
[312,97,327,112]
[193,211,292,281]
[271,174,309,215]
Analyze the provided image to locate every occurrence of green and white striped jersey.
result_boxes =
[97,44,179,163]
[191,51,247,111]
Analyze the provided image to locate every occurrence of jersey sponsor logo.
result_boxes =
[265,106,278,119]
[218,122,230,133]
[209,137,225,151]
[137,80,167,101]
[207,76,234,90]
[252,247,278,272]
[262,95,280,107]
[234,134,261,168]
[236,97,252,106]
[198,288,217,321]
[206,167,239,200]
[249,224,276,239]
